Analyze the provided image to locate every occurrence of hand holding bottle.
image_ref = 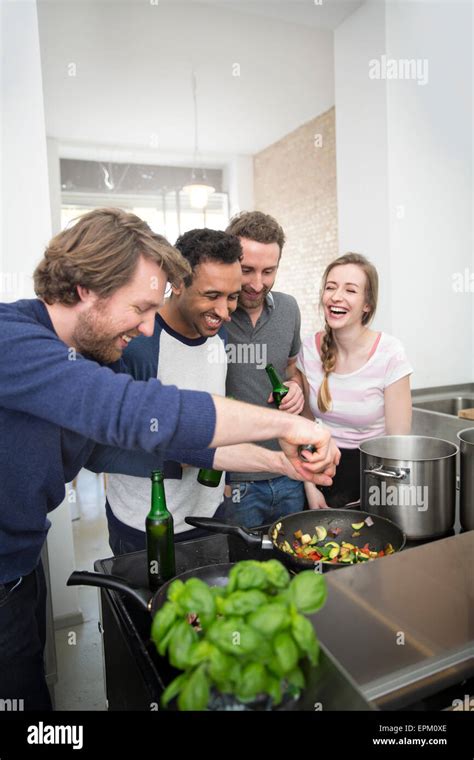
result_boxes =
[266,380,304,415]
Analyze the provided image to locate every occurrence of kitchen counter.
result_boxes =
[313,530,474,708]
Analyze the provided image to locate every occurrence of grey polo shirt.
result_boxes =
[225,291,302,482]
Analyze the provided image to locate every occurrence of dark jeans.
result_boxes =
[0,560,52,711]
[106,499,228,556]
[318,447,360,508]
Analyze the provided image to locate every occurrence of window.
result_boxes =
[60,159,229,240]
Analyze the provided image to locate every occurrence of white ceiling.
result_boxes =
[43,0,364,30]
[37,0,361,160]
[197,0,364,30]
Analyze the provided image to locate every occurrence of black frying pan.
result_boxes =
[185,509,406,572]
[67,563,235,617]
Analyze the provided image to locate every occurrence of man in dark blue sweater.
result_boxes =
[0,208,339,710]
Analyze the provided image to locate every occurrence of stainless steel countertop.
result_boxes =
[312,531,474,706]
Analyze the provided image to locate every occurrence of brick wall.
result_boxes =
[253,106,338,340]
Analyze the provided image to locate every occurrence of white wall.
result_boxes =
[335,0,473,389]
[470,2,474,383]
[386,0,472,389]
[46,137,62,234]
[225,156,255,217]
[334,0,392,334]
[0,0,51,300]
[0,0,81,624]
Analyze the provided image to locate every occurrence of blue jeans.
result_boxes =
[223,477,305,529]
[0,561,52,711]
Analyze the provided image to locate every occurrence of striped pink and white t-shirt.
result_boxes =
[296,332,413,450]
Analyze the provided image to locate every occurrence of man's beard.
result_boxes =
[238,286,269,310]
[72,303,123,364]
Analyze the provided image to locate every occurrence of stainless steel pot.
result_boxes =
[457,428,474,532]
[359,436,458,539]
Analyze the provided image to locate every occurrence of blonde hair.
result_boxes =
[317,253,379,413]
[34,207,191,305]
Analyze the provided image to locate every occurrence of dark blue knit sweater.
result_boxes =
[0,299,216,582]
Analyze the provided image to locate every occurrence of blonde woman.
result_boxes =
[296,253,413,509]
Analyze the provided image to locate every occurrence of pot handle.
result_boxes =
[67,571,152,612]
[364,466,410,480]
[184,517,262,547]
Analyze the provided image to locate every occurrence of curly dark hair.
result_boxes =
[174,228,242,287]
[225,211,285,254]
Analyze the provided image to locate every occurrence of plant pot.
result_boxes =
[206,685,301,712]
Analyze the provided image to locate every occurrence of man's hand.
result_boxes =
[278,417,340,486]
[267,380,304,415]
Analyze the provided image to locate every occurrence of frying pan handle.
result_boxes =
[67,571,152,612]
[364,466,410,480]
[184,517,262,547]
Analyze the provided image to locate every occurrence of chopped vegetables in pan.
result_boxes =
[272,518,395,565]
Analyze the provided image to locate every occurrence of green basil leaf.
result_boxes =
[212,658,242,693]
[179,578,216,625]
[210,587,227,613]
[167,579,185,604]
[266,655,286,678]
[269,590,290,606]
[227,561,268,592]
[221,589,267,616]
[243,662,266,694]
[273,631,299,674]
[291,614,320,665]
[265,673,282,706]
[187,640,216,667]
[150,601,177,647]
[168,620,199,670]
[234,662,267,703]
[288,570,328,614]
[207,618,264,657]
[286,664,305,691]
[247,603,290,637]
[262,559,291,590]
[208,647,235,682]
[156,619,180,657]
[177,665,210,711]
[161,672,189,708]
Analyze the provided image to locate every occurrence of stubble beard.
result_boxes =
[72,303,122,364]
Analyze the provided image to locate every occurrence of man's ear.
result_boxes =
[171,282,184,297]
[76,285,96,305]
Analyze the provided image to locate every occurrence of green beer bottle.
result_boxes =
[146,470,176,591]
[265,363,289,408]
[197,467,223,487]
[197,395,236,487]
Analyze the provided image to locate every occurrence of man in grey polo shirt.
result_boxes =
[224,211,306,527]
